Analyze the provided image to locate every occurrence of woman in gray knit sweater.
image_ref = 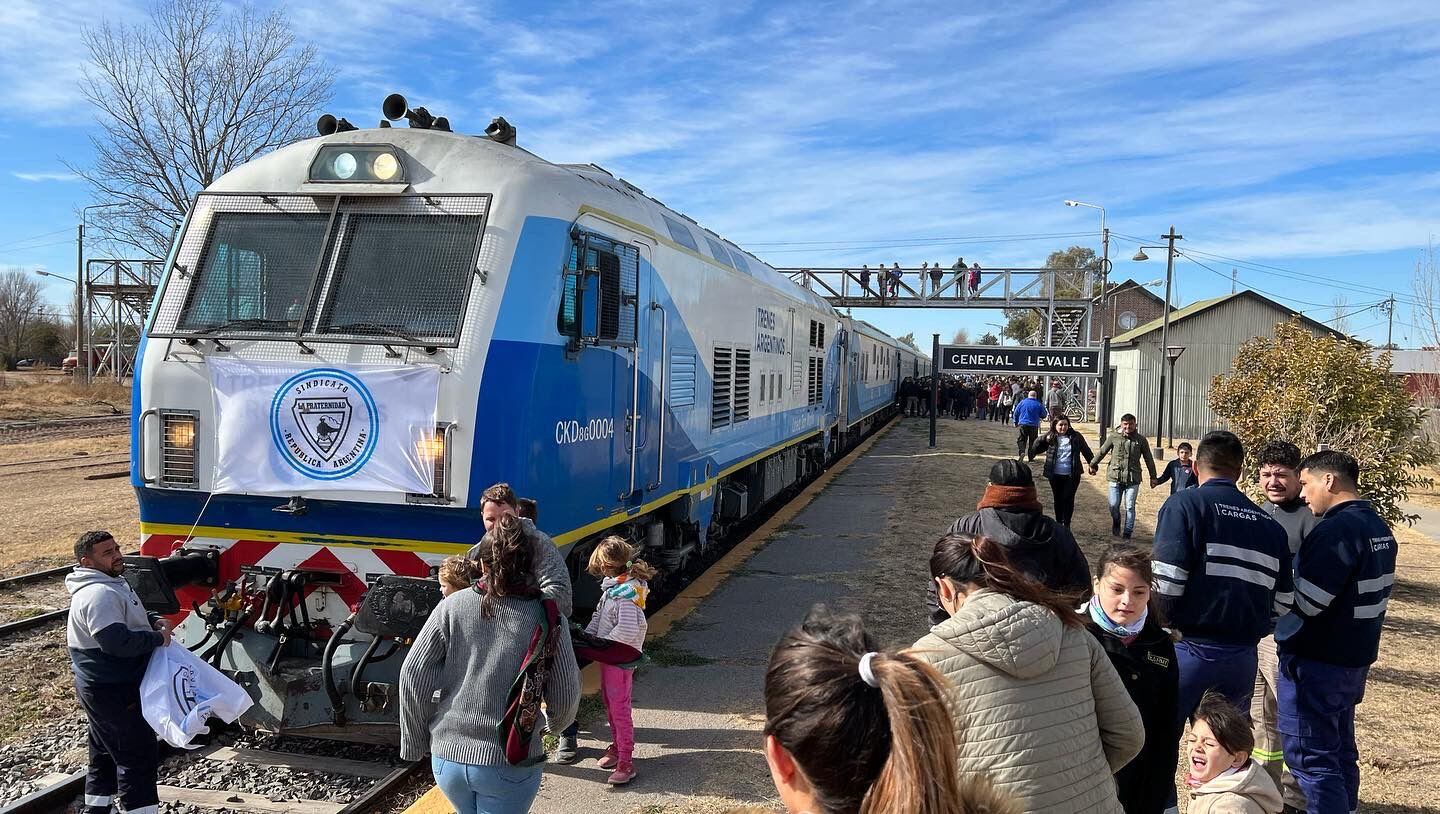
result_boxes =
[400,516,581,814]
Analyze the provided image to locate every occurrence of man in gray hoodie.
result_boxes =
[67,530,171,814]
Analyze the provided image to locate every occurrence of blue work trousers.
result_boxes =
[76,680,159,814]
[1108,481,1140,535]
[1175,639,1258,727]
[1277,653,1367,814]
[431,755,543,814]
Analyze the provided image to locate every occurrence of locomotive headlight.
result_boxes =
[415,430,445,463]
[308,145,408,183]
[371,152,400,181]
[332,152,358,179]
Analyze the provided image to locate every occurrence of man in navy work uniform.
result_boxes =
[1012,389,1047,461]
[1153,431,1292,725]
[67,530,172,814]
[1276,450,1395,814]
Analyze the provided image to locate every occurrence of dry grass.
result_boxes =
[0,433,138,575]
[0,376,131,421]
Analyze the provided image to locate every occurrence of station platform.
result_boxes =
[405,415,1158,814]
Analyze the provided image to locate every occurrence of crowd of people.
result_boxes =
[841,257,985,300]
[62,426,1397,814]
[898,375,1069,427]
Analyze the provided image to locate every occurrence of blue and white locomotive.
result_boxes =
[131,96,927,739]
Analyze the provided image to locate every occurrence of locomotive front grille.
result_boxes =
[160,410,199,488]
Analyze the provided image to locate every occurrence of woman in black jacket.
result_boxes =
[1085,545,1181,814]
[1028,413,1093,527]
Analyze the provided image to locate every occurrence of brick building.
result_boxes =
[1092,279,1171,343]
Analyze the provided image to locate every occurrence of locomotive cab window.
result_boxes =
[176,212,330,334]
[558,230,638,347]
[317,213,484,342]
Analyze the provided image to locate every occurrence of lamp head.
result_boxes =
[1064,200,1078,207]
[1133,249,1150,262]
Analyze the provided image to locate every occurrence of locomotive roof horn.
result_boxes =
[316,114,358,136]
[485,116,516,146]
[382,93,449,131]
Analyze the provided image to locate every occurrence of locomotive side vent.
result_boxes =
[733,348,751,423]
[159,410,199,488]
[711,346,733,429]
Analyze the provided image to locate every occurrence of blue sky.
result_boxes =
[3,1,1439,347]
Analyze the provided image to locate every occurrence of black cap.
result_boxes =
[989,459,1033,487]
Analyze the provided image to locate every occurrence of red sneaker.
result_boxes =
[596,743,618,770]
[606,762,636,785]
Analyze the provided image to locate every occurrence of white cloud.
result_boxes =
[12,171,81,182]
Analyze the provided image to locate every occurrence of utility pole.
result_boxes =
[1155,226,1182,455]
[1383,295,1396,348]
[75,224,84,382]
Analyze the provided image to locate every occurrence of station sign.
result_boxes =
[939,345,1101,377]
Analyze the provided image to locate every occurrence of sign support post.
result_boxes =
[930,333,939,449]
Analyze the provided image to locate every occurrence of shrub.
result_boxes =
[1209,321,1434,526]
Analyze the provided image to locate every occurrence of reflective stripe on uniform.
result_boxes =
[1295,577,1337,609]
[1208,562,1277,589]
[1357,573,1395,594]
[1207,543,1280,571]
[1153,561,1188,581]
[84,796,113,807]
[1353,598,1390,619]
[1155,576,1185,596]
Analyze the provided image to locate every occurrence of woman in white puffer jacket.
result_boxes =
[914,532,1145,814]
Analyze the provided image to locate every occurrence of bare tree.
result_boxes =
[951,328,971,345]
[0,269,45,369]
[1412,238,1440,348]
[1330,294,1352,335]
[70,0,334,257]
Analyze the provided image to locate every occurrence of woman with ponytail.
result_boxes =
[399,515,580,814]
[915,532,1144,814]
[762,606,1019,814]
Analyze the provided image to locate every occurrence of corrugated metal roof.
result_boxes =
[1110,290,1339,345]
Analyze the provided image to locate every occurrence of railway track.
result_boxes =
[0,452,130,479]
[0,743,423,814]
[0,414,130,445]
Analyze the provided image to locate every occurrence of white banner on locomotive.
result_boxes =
[207,358,440,494]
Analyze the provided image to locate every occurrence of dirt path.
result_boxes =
[524,415,1440,813]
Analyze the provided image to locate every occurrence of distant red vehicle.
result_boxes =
[62,347,108,375]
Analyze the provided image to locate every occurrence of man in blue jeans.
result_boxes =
[1276,450,1395,814]
[1088,414,1157,538]
[1011,389,1047,461]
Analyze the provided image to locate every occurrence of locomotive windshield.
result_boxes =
[157,194,490,346]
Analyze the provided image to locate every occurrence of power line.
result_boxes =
[1110,231,1420,307]
[1172,249,1334,309]
[746,230,1094,247]
[0,227,74,253]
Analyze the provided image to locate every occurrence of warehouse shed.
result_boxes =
[1106,291,1342,443]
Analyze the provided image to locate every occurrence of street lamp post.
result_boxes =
[1165,345,1186,449]
[35,268,80,378]
[986,322,1006,347]
[1132,226,1183,457]
[1064,200,1107,421]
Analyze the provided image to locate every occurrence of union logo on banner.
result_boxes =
[269,368,378,480]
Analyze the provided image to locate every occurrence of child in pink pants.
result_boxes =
[585,536,652,785]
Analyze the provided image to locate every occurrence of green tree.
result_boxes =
[896,332,920,351]
[1209,321,1435,525]
[1002,311,1040,345]
[978,332,1000,346]
[1001,245,1098,346]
